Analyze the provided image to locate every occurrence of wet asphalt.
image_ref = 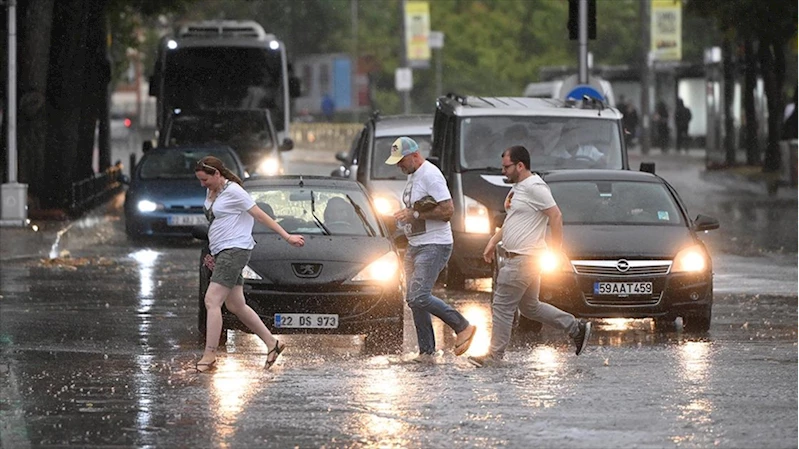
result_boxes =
[0,147,796,448]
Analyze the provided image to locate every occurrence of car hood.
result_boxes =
[562,225,696,259]
[249,234,395,285]
[128,179,206,207]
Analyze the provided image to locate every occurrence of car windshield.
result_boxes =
[459,116,623,170]
[549,180,683,225]
[249,185,381,236]
[371,135,432,180]
[139,148,239,180]
[166,111,275,152]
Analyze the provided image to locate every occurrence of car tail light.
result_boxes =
[124,118,132,128]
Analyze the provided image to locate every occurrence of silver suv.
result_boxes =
[332,113,433,216]
[431,94,628,288]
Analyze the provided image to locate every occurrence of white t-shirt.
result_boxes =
[401,160,453,246]
[205,181,257,255]
[501,174,556,254]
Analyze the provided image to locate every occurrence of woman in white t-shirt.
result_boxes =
[194,157,305,372]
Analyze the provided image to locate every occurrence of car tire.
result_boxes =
[445,263,466,290]
[682,307,712,333]
[364,323,404,355]
[517,314,544,333]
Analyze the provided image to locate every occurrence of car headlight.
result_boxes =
[257,157,281,176]
[671,245,708,273]
[464,195,490,234]
[242,265,262,280]
[373,194,401,216]
[538,249,573,274]
[352,251,400,282]
[137,200,161,213]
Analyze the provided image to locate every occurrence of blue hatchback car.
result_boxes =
[124,145,246,240]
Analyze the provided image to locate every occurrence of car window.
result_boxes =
[167,113,274,150]
[549,180,683,225]
[139,149,239,179]
[459,116,623,170]
[370,135,432,180]
[249,186,381,236]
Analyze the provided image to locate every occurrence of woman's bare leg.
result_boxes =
[200,282,230,366]
[224,285,277,349]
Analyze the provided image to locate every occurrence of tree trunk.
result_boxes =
[723,37,736,165]
[758,37,784,173]
[17,0,55,204]
[42,0,90,209]
[743,39,760,165]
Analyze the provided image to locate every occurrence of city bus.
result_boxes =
[148,20,300,141]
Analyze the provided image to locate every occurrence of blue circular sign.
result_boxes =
[565,85,606,102]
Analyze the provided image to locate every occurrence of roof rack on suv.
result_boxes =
[445,92,468,106]
[177,20,270,40]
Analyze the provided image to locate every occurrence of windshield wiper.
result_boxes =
[345,194,376,237]
[309,191,331,235]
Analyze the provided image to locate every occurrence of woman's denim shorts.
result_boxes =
[210,248,252,289]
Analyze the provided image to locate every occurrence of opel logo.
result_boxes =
[292,263,322,278]
[616,259,630,272]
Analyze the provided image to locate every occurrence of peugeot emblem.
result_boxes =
[616,259,630,272]
[292,263,322,278]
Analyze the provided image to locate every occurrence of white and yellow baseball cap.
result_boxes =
[385,136,420,165]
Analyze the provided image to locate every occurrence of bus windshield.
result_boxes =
[162,47,286,132]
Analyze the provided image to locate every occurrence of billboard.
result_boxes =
[405,1,431,68]
[651,0,682,61]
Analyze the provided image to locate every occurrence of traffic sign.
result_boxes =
[395,68,413,92]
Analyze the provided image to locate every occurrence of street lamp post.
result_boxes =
[1,0,28,227]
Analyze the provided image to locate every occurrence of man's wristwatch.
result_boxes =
[412,210,420,219]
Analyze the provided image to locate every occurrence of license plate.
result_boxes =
[274,313,339,329]
[167,214,206,226]
[594,282,653,296]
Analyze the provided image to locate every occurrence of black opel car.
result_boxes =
[195,176,404,353]
[494,169,719,333]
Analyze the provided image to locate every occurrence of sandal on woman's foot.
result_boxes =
[195,358,216,373]
[265,340,286,369]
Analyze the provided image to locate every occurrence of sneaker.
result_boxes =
[572,320,592,356]
[467,354,499,368]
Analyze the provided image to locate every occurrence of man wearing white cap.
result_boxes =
[386,136,477,360]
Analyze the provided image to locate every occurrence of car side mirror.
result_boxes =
[191,224,209,241]
[639,162,656,174]
[427,156,440,168]
[280,138,294,152]
[693,214,719,232]
[330,166,349,178]
[289,76,302,99]
[335,151,349,163]
[142,141,153,153]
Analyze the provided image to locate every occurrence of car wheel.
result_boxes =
[364,323,404,355]
[445,263,466,290]
[682,307,712,333]
[517,314,544,333]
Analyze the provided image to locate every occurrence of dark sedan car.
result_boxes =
[494,169,719,333]
[195,176,405,353]
[124,145,246,241]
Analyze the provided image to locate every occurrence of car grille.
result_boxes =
[571,260,671,277]
[583,291,663,306]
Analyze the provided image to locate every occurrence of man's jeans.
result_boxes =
[404,244,470,354]
[490,255,579,359]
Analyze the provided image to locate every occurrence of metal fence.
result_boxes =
[69,162,125,215]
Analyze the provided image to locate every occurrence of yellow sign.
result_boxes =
[405,1,431,68]
[651,0,682,61]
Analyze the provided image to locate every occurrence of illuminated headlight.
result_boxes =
[257,157,281,176]
[269,40,280,50]
[137,200,160,213]
[538,249,573,274]
[464,195,490,234]
[242,265,262,280]
[167,39,177,50]
[352,251,400,282]
[671,245,708,273]
[373,194,401,216]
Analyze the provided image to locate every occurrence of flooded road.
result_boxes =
[1,149,796,448]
